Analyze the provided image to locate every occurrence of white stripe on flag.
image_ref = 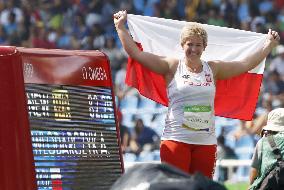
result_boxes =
[127,14,267,74]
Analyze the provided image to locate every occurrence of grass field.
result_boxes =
[224,182,249,190]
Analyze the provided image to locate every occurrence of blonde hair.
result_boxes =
[180,23,208,48]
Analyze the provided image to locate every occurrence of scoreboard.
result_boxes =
[0,47,123,190]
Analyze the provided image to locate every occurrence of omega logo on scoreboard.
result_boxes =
[82,66,108,81]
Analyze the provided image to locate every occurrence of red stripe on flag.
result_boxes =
[215,73,263,120]
[125,43,168,105]
[126,43,263,120]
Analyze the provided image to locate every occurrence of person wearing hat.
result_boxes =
[249,108,284,189]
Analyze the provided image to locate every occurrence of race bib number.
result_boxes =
[182,105,212,130]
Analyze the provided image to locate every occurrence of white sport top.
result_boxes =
[162,59,217,145]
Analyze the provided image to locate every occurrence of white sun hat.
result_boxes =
[263,108,284,132]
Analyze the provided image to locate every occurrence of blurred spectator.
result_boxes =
[217,130,238,161]
[3,11,18,36]
[237,0,251,24]
[90,23,105,49]
[0,1,23,26]
[275,0,284,9]
[258,0,273,16]
[247,113,269,137]
[85,0,102,28]
[117,109,130,153]
[250,16,266,33]
[216,131,238,182]
[196,0,212,20]
[277,8,284,42]
[129,118,160,156]
[207,7,227,27]
[185,0,199,21]
[263,70,284,108]
[70,13,88,41]
[269,45,284,80]
[101,0,115,34]
[132,0,144,15]
[48,0,67,30]
[144,0,160,17]
[158,0,180,20]
[30,24,56,49]
[0,25,7,45]
[118,0,135,14]
[101,36,126,74]
[230,120,254,142]
[56,27,72,49]
[114,61,138,103]
[219,0,236,28]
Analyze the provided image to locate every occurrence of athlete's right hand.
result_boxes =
[113,10,127,29]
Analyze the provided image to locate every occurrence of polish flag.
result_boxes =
[126,14,267,120]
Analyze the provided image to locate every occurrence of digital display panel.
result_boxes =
[20,49,123,190]
[25,84,121,190]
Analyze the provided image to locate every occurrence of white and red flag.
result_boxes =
[126,14,267,120]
